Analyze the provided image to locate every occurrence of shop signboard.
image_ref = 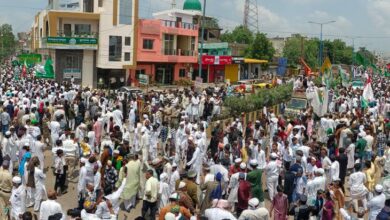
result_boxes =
[139,74,149,85]
[45,37,98,50]
[202,55,232,65]
[63,68,81,79]
[232,57,245,64]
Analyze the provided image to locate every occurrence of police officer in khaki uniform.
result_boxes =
[0,160,13,219]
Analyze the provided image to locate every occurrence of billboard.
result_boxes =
[58,0,80,11]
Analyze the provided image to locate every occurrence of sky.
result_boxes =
[1,0,390,56]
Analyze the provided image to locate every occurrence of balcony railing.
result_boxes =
[56,30,98,38]
[161,20,198,30]
[162,49,196,56]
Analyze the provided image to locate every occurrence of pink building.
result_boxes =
[129,8,200,85]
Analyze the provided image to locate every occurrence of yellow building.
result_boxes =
[31,0,138,88]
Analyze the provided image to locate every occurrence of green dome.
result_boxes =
[183,0,202,11]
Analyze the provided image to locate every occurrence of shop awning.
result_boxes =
[244,58,268,64]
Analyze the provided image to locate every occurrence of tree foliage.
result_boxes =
[220,25,253,44]
[283,34,354,68]
[356,47,376,65]
[0,24,16,60]
[245,33,275,61]
[224,83,293,117]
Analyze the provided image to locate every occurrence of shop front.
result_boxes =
[193,55,232,83]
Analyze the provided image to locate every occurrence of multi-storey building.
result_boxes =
[31,0,138,88]
[129,0,200,85]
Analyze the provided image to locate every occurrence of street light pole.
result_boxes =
[308,20,336,69]
[198,0,206,78]
[0,34,3,60]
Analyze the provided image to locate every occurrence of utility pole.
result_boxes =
[308,20,336,69]
[300,35,304,59]
[198,0,206,78]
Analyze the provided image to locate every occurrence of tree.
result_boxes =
[220,25,253,44]
[283,35,353,68]
[246,32,275,61]
[323,39,353,65]
[0,24,16,60]
[356,47,376,65]
[283,34,319,68]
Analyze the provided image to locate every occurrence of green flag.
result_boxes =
[35,58,55,79]
[356,53,368,67]
[370,64,379,74]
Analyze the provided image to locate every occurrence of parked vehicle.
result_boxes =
[118,86,143,98]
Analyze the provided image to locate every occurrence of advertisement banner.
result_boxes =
[139,74,149,85]
[201,55,232,65]
[45,37,98,50]
[63,68,81,79]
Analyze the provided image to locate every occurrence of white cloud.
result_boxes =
[367,0,390,35]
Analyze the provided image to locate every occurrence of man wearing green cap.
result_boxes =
[356,133,367,161]
[29,119,41,139]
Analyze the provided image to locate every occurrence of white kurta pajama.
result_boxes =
[39,199,64,220]
[158,176,171,210]
[10,185,26,220]
[367,193,386,220]
[186,146,202,184]
[34,167,47,211]
[349,171,368,211]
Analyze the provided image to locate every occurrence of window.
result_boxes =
[83,0,94,12]
[191,36,196,51]
[119,0,132,25]
[179,69,186,77]
[64,24,72,36]
[164,34,174,55]
[65,55,82,72]
[125,37,131,46]
[98,0,103,7]
[75,24,91,36]
[143,39,153,50]
[135,69,145,80]
[109,36,122,61]
[124,52,131,61]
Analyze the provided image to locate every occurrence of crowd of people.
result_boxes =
[0,58,389,220]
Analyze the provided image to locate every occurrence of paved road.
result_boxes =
[24,149,364,220]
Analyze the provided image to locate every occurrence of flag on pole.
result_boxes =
[356,53,368,68]
[21,60,27,78]
[362,76,374,108]
[35,58,55,79]
[321,57,332,88]
[338,65,350,87]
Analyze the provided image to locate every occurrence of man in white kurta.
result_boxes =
[121,154,141,211]
[140,127,150,162]
[367,184,386,220]
[191,95,200,122]
[306,169,326,206]
[49,118,61,147]
[39,190,64,220]
[34,165,47,211]
[112,106,123,131]
[34,136,46,170]
[10,176,26,220]
[169,164,180,193]
[265,153,281,200]
[349,163,368,211]
[186,142,202,184]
